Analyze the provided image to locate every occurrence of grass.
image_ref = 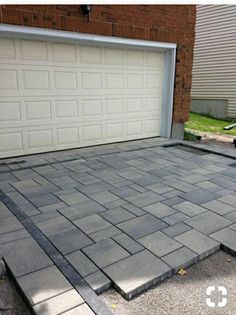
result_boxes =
[185,112,236,136]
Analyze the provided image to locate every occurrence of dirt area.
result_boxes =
[101,251,236,315]
[0,273,30,315]
[187,129,235,149]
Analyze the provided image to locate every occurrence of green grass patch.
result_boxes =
[185,113,236,136]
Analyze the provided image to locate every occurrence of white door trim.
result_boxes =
[0,24,176,138]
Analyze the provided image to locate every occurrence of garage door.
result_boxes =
[0,38,164,158]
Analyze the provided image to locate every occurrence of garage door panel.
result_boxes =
[80,46,102,64]
[25,101,52,120]
[82,99,103,117]
[0,132,23,153]
[82,125,103,142]
[57,127,79,145]
[106,99,124,115]
[52,43,76,63]
[0,69,18,90]
[27,129,53,149]
[54,71,78,90]
[0,38,164,158]
[23,70,50,90]
[20,40,48,61]
[55,100,78,118]
[0,101,21,122]
[105,48,124,65]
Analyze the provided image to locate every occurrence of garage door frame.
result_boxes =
[0,24,176,141]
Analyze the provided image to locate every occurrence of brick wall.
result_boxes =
[0,5,196,123]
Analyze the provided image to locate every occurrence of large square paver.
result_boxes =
[83,239,130,268]
[173,201,207,217]
[100,207,135,224]
[49,229,93,255]
[57,191,90,205]
[202,200,235,215]
[59,201,106,220]
[33,289,84,315]
[138,231,182,257]
[175,229,220,259]
[182,189,218,204]
[90,191,119,204]
[219,194,236,207]
[184,212,232,235]
[17,265,73,305]
[28,193,61,208]
[210,228,236,254]
[1,237,53,277]
[117,214,168,239]
[162,246,198,273]
[144,202,177,218]
[162,222,191,238]
[124,191,165,207]
[103,250,172,300]
[73,214,111,235]
[36,216,75,237]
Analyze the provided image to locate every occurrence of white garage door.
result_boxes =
[0,38,164,158]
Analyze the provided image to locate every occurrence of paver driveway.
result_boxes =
[0,138,236,314]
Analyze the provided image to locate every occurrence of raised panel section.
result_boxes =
[0,39,15,59]
[127,50,144,66]
[126,121,142,136]
[0,102,20,121]
[20,40,48,60]
[25,101,51,120]
[145,119,160,134]
[127,98,143,113]
[145,74,161,89]
[105,48,124,65]
[106,99,124,114]
[80,46,101,64]
[54,72,77,89]
[127,73,143,89]
[145,97,161,113]
[52,43,76,62]
[105,73,123,89]
[83,125,102,141]
[0,132,22,152]
[57,127,78,145]
[23,70,49,90]
[56,100,78,118]
[0,70,18,90]
[106,123,123,139]
[81,73,101,89]
[146,52,163,67]
[28,129,52,148]
[82,99,102,116]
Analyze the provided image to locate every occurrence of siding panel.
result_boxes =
[192,5,236,118]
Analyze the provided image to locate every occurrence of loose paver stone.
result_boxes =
[175,229,220,259]
[138,231,182,257]
[184,212,232,235]
[103,250,172,300]
[83,239,130,268]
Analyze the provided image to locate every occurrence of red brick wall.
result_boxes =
[0,5,196,123]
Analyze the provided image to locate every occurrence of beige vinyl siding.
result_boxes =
[192,5,236,118]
